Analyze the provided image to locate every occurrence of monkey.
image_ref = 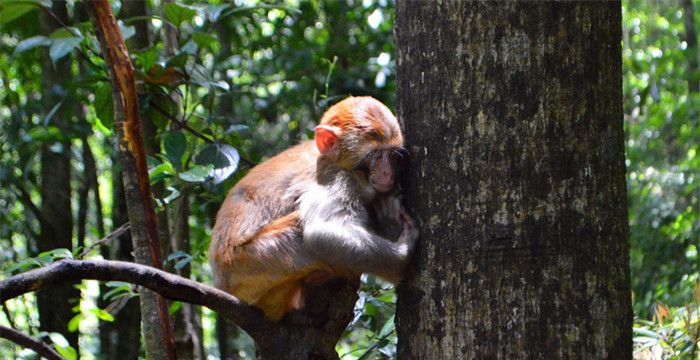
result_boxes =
[209,96,418,321]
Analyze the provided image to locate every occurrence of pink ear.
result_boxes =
[315,125,339,155]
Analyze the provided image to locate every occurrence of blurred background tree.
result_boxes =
[0,0,697,359]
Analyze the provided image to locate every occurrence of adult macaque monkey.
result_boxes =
[209,96,418,321]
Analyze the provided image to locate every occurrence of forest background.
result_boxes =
[0,0,698,359]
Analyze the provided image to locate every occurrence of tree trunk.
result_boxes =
[96,1,147,358]
[88,2,177,359]
[171,192,204,360]
[37,0,79,353]
[683,0,699,93]
[395,2,632,359]
[98,158,141,360]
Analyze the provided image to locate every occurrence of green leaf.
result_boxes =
[168,301,182,315]
[204,4,230,22]
[50,27,83,39]
[192,31,220,53]
[224,124,249,134]
[25,126,67,142]
[175,258,191,270]
[90,308,115,322]
[178,164,214,183]
[49,37,82,64]
[162,131,187,169]
[118,20,136,41]
[67,314,81,332]
[196,144,239,184]
[14,35,51,55]
[0,0,50,25]
[166,250,189,262]
[149,162,175,184]
[94,82,114,128]
[49,332,77,360]
[136,47,158,71]
[378,314,395,338]
[190,64,230,90]
[163,2,197,28]
[38,248,73,261]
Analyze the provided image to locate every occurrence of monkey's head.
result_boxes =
[315,96,407,194]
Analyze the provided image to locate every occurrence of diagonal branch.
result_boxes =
[0,259,273,339]
[0,325,64,360]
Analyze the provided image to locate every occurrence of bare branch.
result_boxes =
[0,326,64,360]
[0,259,273,339]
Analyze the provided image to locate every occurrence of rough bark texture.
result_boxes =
[98,163,141,360]
[683,0,699,93]
[37,0,79,353]
[253,279,359,360]
[171,192,204,360]
[88,1,176,359]
[395,2,632,359]
[0,326,63,360]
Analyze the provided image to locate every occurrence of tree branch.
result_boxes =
[78,222,130,258]
[13,184,51,233]
[0,325,64,360]
[0,259,273,339]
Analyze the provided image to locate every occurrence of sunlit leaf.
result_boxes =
[49,37,82,64]
[178,164,214,183]
[378,314,394,338]
[195,144,239,184]
[192,31,220,53]
[67,314,81,332]
[90,308,115,322]
[163,2,197,28]
[118,20,136,41]
[13,35,51,54]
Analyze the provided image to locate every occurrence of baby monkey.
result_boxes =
[209,96,418,321]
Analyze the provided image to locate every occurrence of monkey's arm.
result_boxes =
[302,217,418,284]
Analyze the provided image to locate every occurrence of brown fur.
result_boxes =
[209,96,415,321]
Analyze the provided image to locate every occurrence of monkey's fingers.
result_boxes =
[399,208,414,227]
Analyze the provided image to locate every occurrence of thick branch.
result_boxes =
[0,326,64,360]
[0,259,273,338]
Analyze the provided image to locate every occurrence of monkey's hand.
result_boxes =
[397,207,419,254]
[372,194,404,241]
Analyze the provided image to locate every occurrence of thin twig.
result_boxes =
[148,100,257,168]
[149,100,214,143]
[78,222,131,258]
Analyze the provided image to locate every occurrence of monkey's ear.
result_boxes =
[315,125,339,155]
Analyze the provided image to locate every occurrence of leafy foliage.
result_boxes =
[0,0,697,358]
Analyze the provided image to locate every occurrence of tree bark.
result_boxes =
[395,2,632,359]
[683,0,699,93]
[87,1,176,359]
[171,192,204,360]
[0,326,63,360]
[0,259,268,331]
[38,0,79,353]
[98,163,141,360]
